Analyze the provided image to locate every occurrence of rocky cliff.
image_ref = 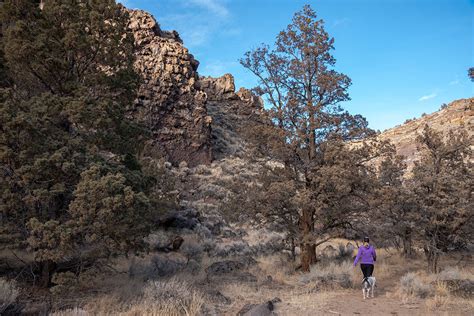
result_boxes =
[127,9,212,167]
[378,98,473,170]
[126,10,264,167]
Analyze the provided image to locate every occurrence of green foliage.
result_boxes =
[68,165,151,254]
[0,0,167,286]
[1,0,138,99]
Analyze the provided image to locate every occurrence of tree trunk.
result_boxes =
[308,102,316,160]
[402,228,413,257]
[39,260,56,288]
[300,208,317,272]
[424,247,440,273]
[289,236,296,261]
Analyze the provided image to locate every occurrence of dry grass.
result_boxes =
[50,307,89,316]
[56,278,206,316]
[257,254,295,284]
[282,290,334,312]
[0,278,19,314]
[399,272,433,299]
[300,261,355,289]
[425,294,449,310]
[124,278,205,316]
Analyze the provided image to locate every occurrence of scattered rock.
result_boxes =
[171,235,184,250]
[206,289,232,305]
[237,298,281,316]
[158,209,200,230]
[206,260,245,275]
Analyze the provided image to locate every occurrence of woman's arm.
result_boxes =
[353,247,362,266]
[373,247,377,262]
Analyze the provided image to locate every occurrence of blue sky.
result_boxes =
[120,0,473,131]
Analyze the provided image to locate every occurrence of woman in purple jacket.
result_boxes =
[353,236,376,278]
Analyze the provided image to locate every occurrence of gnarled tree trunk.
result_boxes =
[402,228,413,257]
[300,207,317,272]
[424,246,440,273]
[39,260,56,288]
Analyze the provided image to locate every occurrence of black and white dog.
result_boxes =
[362,276,376,299]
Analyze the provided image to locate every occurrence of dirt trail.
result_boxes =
[273,267,470,316]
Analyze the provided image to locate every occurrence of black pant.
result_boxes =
[361,264,374,278]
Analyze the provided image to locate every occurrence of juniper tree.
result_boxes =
[374,152,418,257]
[240,5,384,271]
[411,125,473,272]
[0,0,162,287]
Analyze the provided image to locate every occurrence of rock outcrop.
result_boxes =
[199,74,238,101]
[378,98,473,171]
[125,10,266,167]
[126,9,212,167]
[199,74,265,159]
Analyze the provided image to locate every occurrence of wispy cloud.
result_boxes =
[333,18,350,27]
[158,0,238,48]
[202,60,238,77]
[188,0,229,18]
[418,93,437,101]
[449,79,459,85]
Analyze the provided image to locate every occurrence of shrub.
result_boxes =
[334,243,354,262]
[425,294,449,310]
[301,262,353,289]
[181,241,203,263]
[50,272,78,296]
[0,278,19,314]
[146,232,173,251]
[399,273,432,298]
[50,307,88,316]
[128,278,205,316]
[437,267,462,280]
[149,256,184,278]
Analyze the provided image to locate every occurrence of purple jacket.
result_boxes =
[353,245,376,266]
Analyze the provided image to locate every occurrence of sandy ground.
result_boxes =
[217,251,473,316]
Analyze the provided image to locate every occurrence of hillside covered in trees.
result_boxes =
[0,1,472,315]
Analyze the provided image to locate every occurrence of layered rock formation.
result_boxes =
[199,74,265,159]
[378,98,473,170]
[126,9,212,167]
[126,10,265,167]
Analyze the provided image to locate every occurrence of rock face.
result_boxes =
[377,98,473,171]
[126,9,212,167]
[199,74,238,101]
[199,74,265,159]
[125,10,266,167]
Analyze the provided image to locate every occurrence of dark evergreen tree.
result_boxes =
[0,0,162,287]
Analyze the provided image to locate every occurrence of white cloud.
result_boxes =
[188,0,229,18]
[158,0,238,48]
[449,79,459,85]
[418,93,437,101]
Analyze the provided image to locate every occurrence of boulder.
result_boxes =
[237,298,281,316]
[206,260,245,275]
